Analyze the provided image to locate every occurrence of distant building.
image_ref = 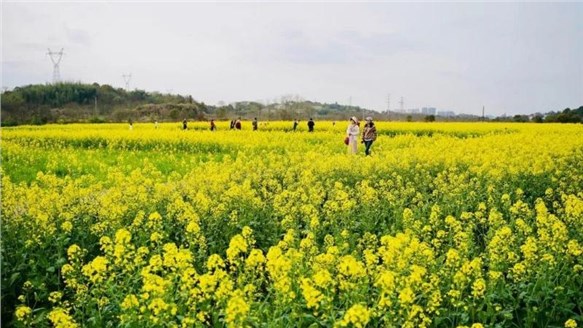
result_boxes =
[408,108,420,114]
[422,107,437,115]
[437,110,455,117]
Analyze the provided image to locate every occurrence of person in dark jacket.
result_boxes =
[307,118,315,132]
[182,119,188,130]
[252,118,258,131]
[210,119,217,131]
[235,117,242,130]
[293,119,299,131]
[361,117,377,156]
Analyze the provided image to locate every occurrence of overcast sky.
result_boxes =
[2,2,582,116]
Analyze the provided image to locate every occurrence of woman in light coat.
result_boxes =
[346,117,360,154]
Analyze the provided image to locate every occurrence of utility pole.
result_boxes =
[387,94,391,120]
[482,106,485,121]
[47,48,64,83]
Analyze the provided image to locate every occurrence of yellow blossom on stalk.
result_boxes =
[207,254,225,271]
[300,278,324,309]
[81,256,108,283]
[511,262,527,282]
[337,255,366,279]
[15,306,32,321]
[99,236,113,253]
[471,324,484,328]
[339,304,371,328]
[567,240,582,256]
[565,319,577,328]
[242,226,253,239]
[121,294,139,310]
[225,290,250,326]
[115,228,132,244]
[67,244,82,261]
[245,249,266,268]
[148,298,169,316]
[472,278,486,298]
[226,234,248,262]
[49,291,63,303]
[61,221,73,233]
[47,307,78,328]
[399,287,415,305]
[150,232,163,243]
[376,270,396,292]
[186,221,200,235]
[446,248,461,267]
[313,268,334,288]
[142,272,171,296]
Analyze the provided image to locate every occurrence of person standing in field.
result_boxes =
[230,119,235,130]
[308,118,315,132]
[183,119,188,130]
[346,117,360,154]
[362,117,377,156]
[293,119,299,131]
[252,117,258,131]
[235,117,242,130]
[154,121,159,129]
[210,119,217,131]
[129,119,133,131]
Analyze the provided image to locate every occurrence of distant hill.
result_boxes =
[1,82,581,125]
[1,82,205,126]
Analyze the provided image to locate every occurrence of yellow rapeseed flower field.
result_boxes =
[2,122,583,327]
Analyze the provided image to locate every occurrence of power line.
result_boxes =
[47,48,64,83]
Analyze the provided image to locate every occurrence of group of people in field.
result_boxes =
[229,116,377,156]
[346,116,377,156]
[147,116,378,156]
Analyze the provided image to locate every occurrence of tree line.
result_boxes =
[0,83,371,126]
[1,82,581,125]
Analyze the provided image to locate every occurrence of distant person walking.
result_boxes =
[235,117,242,130]
[293,119,298,131]
[252,117,258,131]
[129,119,133,131]
[362,117,377,156]
[307,118,315,132]
[210,119,217,131]
[182,119,188,130]
[346,117,360,154]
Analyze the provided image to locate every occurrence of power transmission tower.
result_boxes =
[122,74,132,90]
[47,48,64,83]
[399,97,404,113]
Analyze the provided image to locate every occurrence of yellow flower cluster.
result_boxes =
[3,122,583,327]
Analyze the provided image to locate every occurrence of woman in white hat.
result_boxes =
[346,116,360,154]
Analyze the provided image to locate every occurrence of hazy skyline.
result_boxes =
[3,2,582,116]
